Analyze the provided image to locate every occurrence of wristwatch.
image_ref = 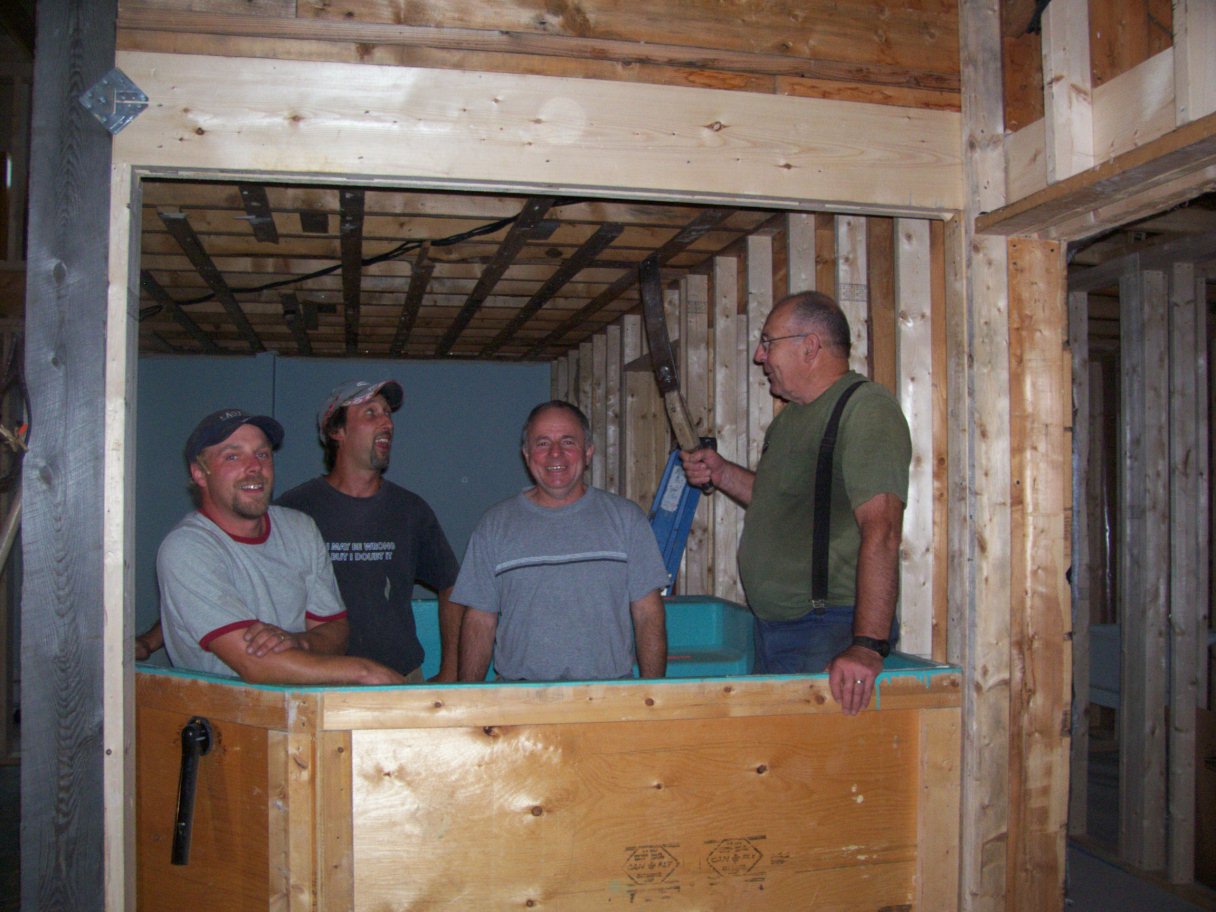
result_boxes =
[851,636,891,658]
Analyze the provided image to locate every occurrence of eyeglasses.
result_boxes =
[757,332,812,353]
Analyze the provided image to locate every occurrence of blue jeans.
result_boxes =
[752,607,899,674]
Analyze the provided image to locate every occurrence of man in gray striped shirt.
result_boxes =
[453,401,668,682]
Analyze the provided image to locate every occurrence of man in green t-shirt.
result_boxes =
[680,291,911,715]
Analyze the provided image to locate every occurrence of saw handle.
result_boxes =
[685,436,717,495]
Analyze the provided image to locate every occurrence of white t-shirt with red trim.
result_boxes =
[157,505,347,678]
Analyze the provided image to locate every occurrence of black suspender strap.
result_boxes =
[811,380,867,606]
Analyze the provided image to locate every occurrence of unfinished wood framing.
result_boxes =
[895,219,934,659]
[1167,260,1208,883]
[1041,0,1094,181]
[1007,236,1070,912]
[1118,266,1170,872]
[834,215,870,376]
[1068,289,1091,838]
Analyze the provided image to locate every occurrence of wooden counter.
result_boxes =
[136,656,961,910]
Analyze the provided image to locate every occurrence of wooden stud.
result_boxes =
[1173,0,1216,125]
[712,256,743,603]
[1068,289,1091,838]
[681,274,711,595]
[1167,260,1207,883]
[929,220,950,664]
[622,314,647,511]
[579,340,597,484]
[917,708,962,911]
[604,323,623,496]
[944,215,968,671]
[552,358,565,401]
[1007,237,1069,912]
[814,213,837,296]
[834,215,870,376]
[592,332,607,490]
[746,234,773,471]
[317,731,354,912]
[786,212,815,293]
[867,217,897,395]
[1118,266,1169,872]
[1041,0,1094,180]
[894,218,934,659]
[959,2,1014,906]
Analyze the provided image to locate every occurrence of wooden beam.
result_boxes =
[280,292,312,356]
[389,246,432,357]
[117,8,962,93]
[237,183,279,243]
[436,196,555,356]
[24,1,118,909]
[1068,230,1216,292]
[158,210,264,352]
[339,187,365,355]
[1118,266,1169,872]
[523,208,734,357]
[140,270,222,353]
[114,51,964,217]
[977,110,1216,240]
[480,222,622,357]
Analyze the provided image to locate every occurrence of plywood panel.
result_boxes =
[136,707,271,912]
[351,711,922,909]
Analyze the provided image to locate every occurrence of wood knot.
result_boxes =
[531,805,544,817]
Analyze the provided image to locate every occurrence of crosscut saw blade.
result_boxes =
[639,254,715,493]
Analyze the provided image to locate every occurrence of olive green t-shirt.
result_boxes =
[738,372,911,621]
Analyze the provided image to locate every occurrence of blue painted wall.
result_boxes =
[135,354,551,636]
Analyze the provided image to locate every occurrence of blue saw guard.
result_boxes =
[648,448,701,594]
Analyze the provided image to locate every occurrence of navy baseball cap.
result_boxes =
[317,379,403,443]
[184,408,284,464]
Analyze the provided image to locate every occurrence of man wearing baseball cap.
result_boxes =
[155,407,405,684]
[277,379,462,682]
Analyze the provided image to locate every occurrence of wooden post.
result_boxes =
[1007,237,1070,911]
[1041,0,1095,180]
[23,1,119,910]
[1118,266,1169,872]
[894,218,934,659]
[1173,0,1216,125]
[868,217,897,394]
[1167,260,1207,883]
[745,235,774,471]
[591,332,607,490]
[712,256,743,603]
[1068,289,1091,838]
[959,3,1014,909]
[604,324,623,497]
[681,275,711,595]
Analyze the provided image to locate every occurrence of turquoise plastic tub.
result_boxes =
[411,594,755,679]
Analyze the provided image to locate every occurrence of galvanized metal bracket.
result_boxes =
[79,68,148,135]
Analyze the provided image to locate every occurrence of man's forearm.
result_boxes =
[458,609,497,682]
[212,628,403,685]
[714,461,756,506]
[302,617,349,655]
[435,588,465,680]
